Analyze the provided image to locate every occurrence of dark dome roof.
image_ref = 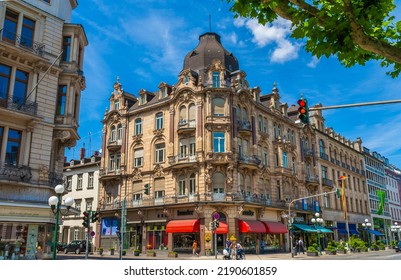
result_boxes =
[183,32,239,75]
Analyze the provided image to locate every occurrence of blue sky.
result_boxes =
[68,0,401,168]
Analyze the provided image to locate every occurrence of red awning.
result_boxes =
[262,221,288,234]
[238,220,266,233]
[166,219,200,233]
[215,221,228,234]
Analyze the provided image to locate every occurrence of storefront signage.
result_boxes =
[177,210,193,216]
[242,210,254,216]
[294,217,304,222]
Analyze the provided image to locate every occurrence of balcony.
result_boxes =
[99,169,122,181]
[237,119,252,135]
[303,149,314,159]
[168,155,198,169]
[205,152,233,164]
[0,161,32,183]
[306,175,319,187]
[321,178,334,189]
[0,97,38,116]
[0,29,45,57]
[238,155,261,170]
[107,138,122,151]
[320,153,329,161]
[177,119,196,134]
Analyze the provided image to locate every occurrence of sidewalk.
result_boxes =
[111,247,394,260]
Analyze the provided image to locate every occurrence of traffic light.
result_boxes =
[82,211,90,228]
[91,211,99,223]
[336,188,341,198]
[215,220,219,228]
[210,221,216,230]
[297,98,309,124]
[144,183,150,195]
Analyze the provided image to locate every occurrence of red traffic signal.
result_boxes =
[297,98,309,124]
[82,211,90,228]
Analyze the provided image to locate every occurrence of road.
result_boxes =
[55,248,401,260]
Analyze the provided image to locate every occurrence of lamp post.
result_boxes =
[391,222,401,242]
[48,184,74,260]
[362,218,372,250]
[311,212,324,255]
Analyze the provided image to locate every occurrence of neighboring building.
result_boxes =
[385,164,401,242]
[97,32,370,255]
[301,107,369,243]
[62,150,101,249]
[0,0,87,259]
[363,148,391,242]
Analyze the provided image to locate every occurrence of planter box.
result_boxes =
[307,251,318,256]
[336,249,347,254]
[133,251,140,256]
[168,252,178,258]
[325,250,336,255]
[110,249,115,255]
[98,250,104,255]
[146,251,156,257]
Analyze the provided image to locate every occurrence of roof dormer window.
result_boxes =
[114,99,120,110]
[161,87,166,98]
[140,95,146,105]
[212,72,220,88]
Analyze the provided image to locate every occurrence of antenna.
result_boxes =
[209,14,212,32]
[88,131,92,157]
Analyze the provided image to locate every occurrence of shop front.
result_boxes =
[166,219,200,254]
[261,221,288,253]
[238,219,266,254]
[0,202,56,260]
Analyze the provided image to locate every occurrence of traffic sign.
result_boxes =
[90,231,95,237]
[213,212,220,220]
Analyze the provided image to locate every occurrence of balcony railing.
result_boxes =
[237,120,252,131]
[321,178,334,188]
[238,155,261,165]
[0,29,45,56]
[0,97,38,116]
[0,161,32,182]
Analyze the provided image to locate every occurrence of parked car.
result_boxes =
[64,240,91,254]
[57,242,67,252]
[395,241,401,252]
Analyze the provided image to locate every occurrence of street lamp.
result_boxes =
[362,218,372,249]
[48,184,74,260]
[391,222,401,241]
[311,212,324,255]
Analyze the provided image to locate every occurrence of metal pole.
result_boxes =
[214,230,217,259]
[120,199,126,260]
[52,194,61,260]
[309,99,401,111]
[85,213,90,260]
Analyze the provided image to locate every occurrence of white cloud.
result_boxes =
[307,56,320,68]
[235,18,300,63]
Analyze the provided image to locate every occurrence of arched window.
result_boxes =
[117,124,122,142]
[188,103,196,122]
[179,105,186,125]
[110,125,116,141]
[178,175,186,196]
[213,97,224,116]
[135,118,142,135]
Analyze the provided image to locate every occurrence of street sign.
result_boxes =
[90,231,95,237]
[213,212,220,220]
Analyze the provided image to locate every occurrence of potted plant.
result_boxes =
[306,243,319,256]
[146,250,156,257]
[110,247,115,255]
[205,249,213,256]
[168,251,178,258]
[97,248,104,255]
[133,249,140,256]
[336,244,347,254]
[324,245,337,255]
[122,250,127,256]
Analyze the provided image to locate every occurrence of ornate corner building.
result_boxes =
[97,32,369,255]
[0,1,87,259]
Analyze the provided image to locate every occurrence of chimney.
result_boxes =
[80,148,85,160]
[94,151,99,156]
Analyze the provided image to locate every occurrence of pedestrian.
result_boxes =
[260,239,265,254]
[297,238,305,254]
[225,238,232,255]
[192,240,198,256]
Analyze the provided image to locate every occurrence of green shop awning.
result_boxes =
[314,225,333,233]
[292,224,317,232]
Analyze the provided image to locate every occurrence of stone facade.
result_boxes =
[0,0,87,259]
[97,33,368,255]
